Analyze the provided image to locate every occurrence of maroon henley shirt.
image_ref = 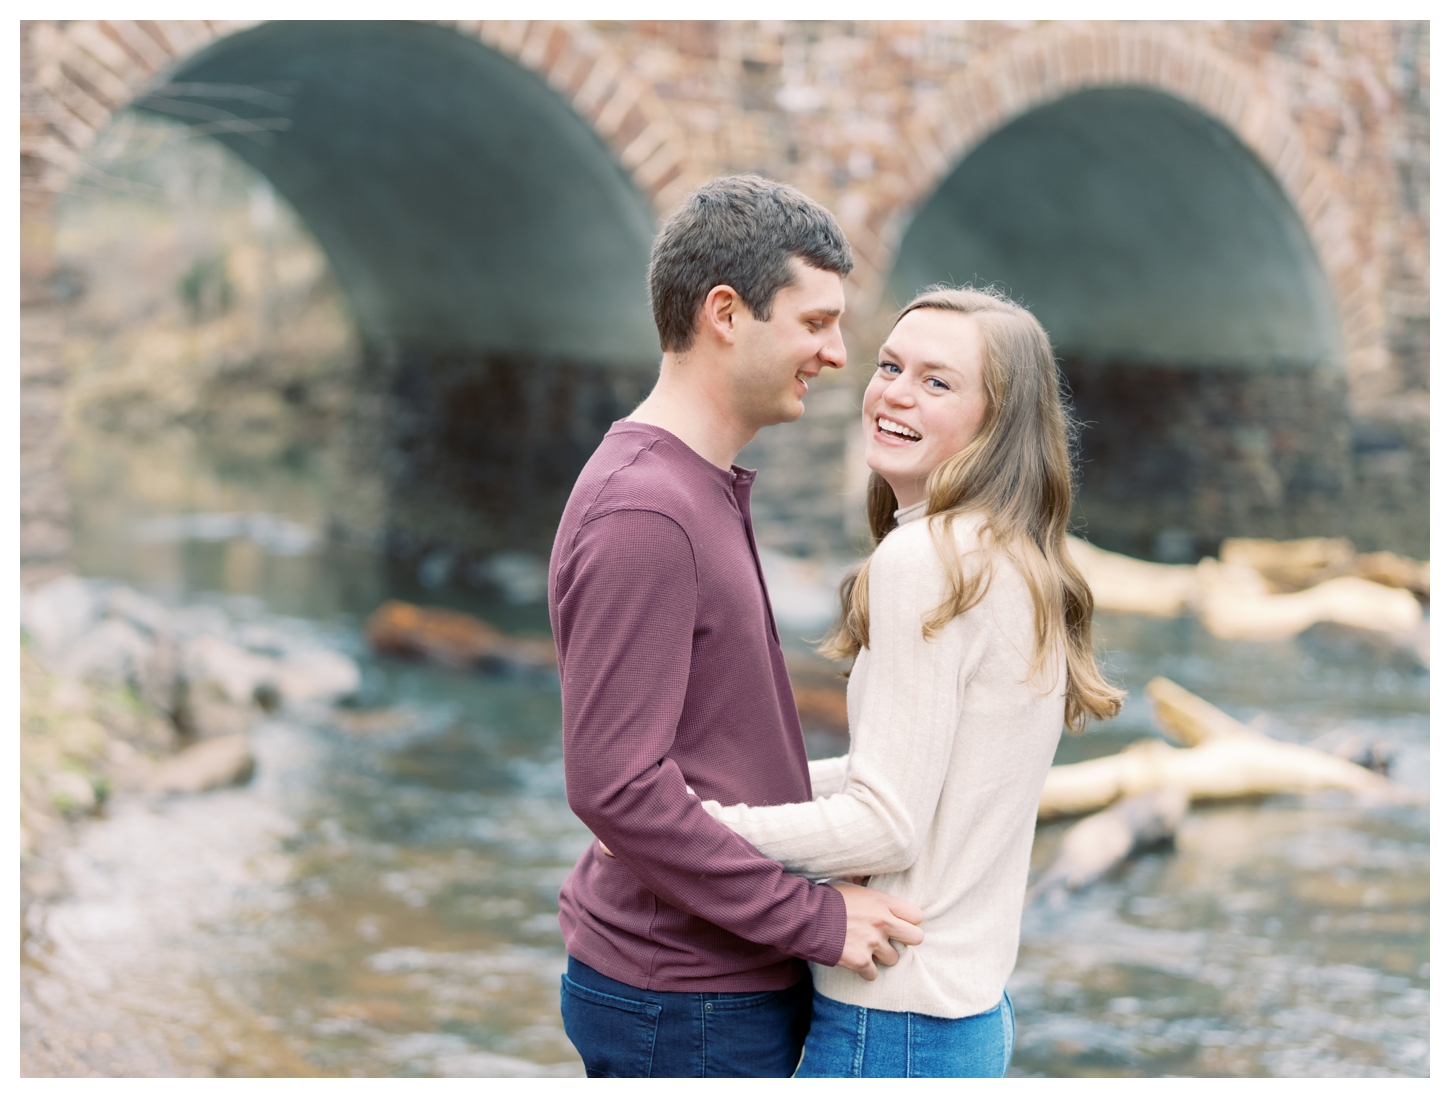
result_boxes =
[549,421,848,991]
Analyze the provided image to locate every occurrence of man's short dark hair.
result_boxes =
[648,175,854,353]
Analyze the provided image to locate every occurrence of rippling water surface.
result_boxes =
[21,430,1429,1077]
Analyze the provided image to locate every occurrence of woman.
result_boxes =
[699,285,1124,1077]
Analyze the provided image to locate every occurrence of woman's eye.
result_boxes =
[877,361,900,374]
[927,377,950,390]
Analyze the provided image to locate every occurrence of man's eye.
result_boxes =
[877,361,900,374]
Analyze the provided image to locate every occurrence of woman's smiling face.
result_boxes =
[862,307,990,509]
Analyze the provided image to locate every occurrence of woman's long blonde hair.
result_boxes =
[820,285,1123,733]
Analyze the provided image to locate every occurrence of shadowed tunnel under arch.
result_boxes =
[137,20,662,556]
[890,87,1351,559]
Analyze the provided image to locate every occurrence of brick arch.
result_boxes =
[22,18,693,214]
[848,22,1382,395]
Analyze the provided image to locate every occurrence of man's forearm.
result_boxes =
[566,753,847,965]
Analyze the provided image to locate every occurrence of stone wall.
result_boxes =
[21,22,70,582]
[589,20,1429,557]
[339,345,656,562]
[21,20,1430,567]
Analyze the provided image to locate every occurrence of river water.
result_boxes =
[21,428,1429,1077]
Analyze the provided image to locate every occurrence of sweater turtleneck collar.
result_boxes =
[893,499,929,527]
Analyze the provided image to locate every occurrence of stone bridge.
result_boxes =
[20,20,1429,577]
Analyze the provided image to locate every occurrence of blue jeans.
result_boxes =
[559,956,812,1077]
[795,987,1015,1077]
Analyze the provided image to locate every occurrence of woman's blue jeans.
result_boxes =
[794,987,1015,1078]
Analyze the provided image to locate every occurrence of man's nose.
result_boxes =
[820,326,847,370]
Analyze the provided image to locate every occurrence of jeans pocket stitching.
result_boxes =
[561,976,662,1077]
[561,972,664,1016]
[702,986,798,1012]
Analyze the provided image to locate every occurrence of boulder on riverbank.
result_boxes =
[22,574,364,719]
[19,574,364,900]
[147,733,256,795]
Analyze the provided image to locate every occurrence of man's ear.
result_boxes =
[700,284,742,346]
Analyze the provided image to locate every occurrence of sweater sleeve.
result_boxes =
[702,524,987,879]
[556,507,846,966]
[808,755,850,798]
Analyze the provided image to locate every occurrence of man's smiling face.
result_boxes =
[728,257,847,429]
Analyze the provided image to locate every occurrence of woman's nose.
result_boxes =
[882,377,914,406]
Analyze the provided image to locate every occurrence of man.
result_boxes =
[549,175,925,1078]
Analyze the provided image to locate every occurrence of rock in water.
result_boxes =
[21,574,99,659]
[184,634,280,706]
[274,649,361,705]
[148,733,255,795]
[52,618,154,686]
[103,586,174,637]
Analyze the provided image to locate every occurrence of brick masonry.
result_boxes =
[20,20,1430,569]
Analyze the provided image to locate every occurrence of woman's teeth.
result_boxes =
[877,416,921,440]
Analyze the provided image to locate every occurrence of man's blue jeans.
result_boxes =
[560,956,812,1077]
[795,987,1015,1077]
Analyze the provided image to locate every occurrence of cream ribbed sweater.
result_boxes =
[701,501,1066,1018]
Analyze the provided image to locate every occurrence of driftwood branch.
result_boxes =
[1068,535,1427,665]
[1038,677,1420,820]
[1029,677,1421,896]
[1029,786,1189,901]
[1142,676,1256,746]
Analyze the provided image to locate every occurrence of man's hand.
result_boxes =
[830,882,924,981]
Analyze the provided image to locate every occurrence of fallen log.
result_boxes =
[1220,536,1357,593]
[1355,551,1430,603]
[1066,537,1199,617]
[1143,676,1257,745]
[1220,536,1430,603]
[1038,679,1420,819]
[365,600,556,673]
[1029,786,1189,901]
[1198,565,1423,643]
[1038,735,1418,819]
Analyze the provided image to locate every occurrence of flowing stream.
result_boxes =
[21,427,1429,1077]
